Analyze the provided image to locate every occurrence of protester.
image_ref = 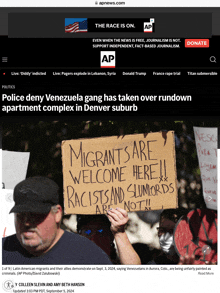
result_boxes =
[148,208,189,264]
[77,207,141,265]
[2,176,112,264]
[77,214,119,263]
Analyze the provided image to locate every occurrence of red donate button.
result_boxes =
[185,39,209,48]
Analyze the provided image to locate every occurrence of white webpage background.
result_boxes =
[0,0,220,7]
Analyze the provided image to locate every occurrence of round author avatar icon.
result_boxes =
[3,280,14,291]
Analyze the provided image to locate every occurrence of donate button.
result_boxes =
[185,39,209,48]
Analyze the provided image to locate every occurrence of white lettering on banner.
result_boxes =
[193,127,217,210]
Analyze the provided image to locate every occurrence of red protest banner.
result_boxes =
[174,209,217,264]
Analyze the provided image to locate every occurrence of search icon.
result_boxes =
[210,56,217,63]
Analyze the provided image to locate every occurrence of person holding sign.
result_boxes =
[149,208,217,265]
[77,207,141,264]
[2,177,112,264]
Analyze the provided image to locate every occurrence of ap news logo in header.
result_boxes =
[100,51,116,68]
[144,18,155,33]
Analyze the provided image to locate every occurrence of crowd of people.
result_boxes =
[2,176,217,265]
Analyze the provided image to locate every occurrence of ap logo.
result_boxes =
[100,51,116,68]
[144,19,155,33]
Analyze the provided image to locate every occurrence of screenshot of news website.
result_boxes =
[1,7,220,119]
[0,3,220,293]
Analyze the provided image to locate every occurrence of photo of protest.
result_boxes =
[1,120,218,265]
